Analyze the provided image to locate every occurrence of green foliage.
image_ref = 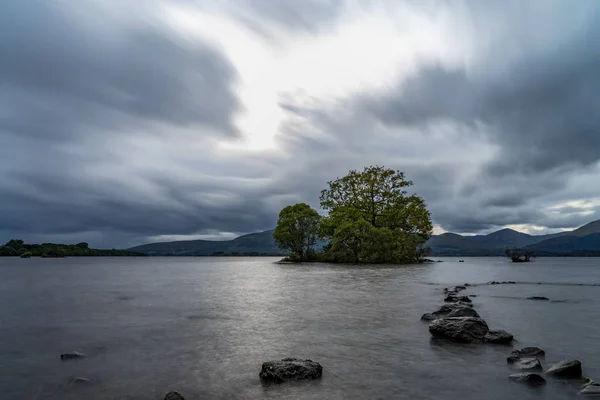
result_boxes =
[0,240,145,257]
[273,203,321,261]
[319,165,432,264]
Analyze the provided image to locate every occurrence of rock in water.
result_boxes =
[259,358,323,383]
[545,360,582,379]
[580,385,600,396]
[428,317,489,343]
[60,352,86,360]
[507,347,545,363]
[514,358,543,371]
[421,304,480,321]
[164,392,185,400]
[444,294,472,303]
[509,373,546,386]
[484,330,514,344]
[68,376,91,385]
[527,296,549,301]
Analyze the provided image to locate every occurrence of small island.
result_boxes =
[274,165,432,264]
[504,247,535,262]
[0,239,145,257]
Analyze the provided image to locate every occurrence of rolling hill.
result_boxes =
[127,220,600,257]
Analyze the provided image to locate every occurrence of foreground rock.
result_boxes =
[513,358,543,371]
[527,296,549,301]
[164,392,185,400]
[429,317,489,343]
[444,285,467,294]
[421,304,480,321]
[507,347,545,363]
[444,294,472,303]
[580,382,600,396]
[545,360,582,379]
[259,358,323,383]
[60,352,86,360]
[509,373,546,386]
[484,330,514,344]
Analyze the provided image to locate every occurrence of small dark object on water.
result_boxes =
[259,358,322,383]
[545,360,582,379]
[507,347,545,364]
[509,373,546,386]
[484,329,514,344]
[164,392,185,400]
[60,352,86,360]
[458,260,465,262]
[513,358,543,371]
[527,296,549,301]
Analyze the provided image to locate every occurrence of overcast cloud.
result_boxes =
[2,0,600,248]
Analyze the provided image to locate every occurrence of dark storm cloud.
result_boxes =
[0,1,241,139]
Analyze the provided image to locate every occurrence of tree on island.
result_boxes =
[505,247,535,262]
[273,203,322,262]
[274,166,433,263]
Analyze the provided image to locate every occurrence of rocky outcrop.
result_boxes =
[60,352,86,360]
[507,347,545,363]
[428,317,489,343]
[513,358,543,371]
[421,304,480,321]
[545,360,582,379]
[509,373,546,386]
[444,294,472,303]
[259,358,323,383]
[164,392,185,400]
[483,329,514,344]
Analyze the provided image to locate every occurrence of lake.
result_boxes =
[1,256,599,399]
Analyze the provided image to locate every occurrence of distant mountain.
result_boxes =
[128,219,600,257]
[128,230,283,256]
[427,220,600,256]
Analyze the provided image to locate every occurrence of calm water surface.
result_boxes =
[1,257,599,399]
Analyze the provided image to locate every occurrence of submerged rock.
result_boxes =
[507,347,546,363]
[514,358,543,371]
[429,317,489,343]
[421,304,480,321]
[509,373,546,386]
[259,358,323,383]
[164,392,185,400]
[68,376,91,385]
[545,360,582,379]
[60,352,86,360]
[580,385,600,396]
[527,296,549,301]
[484,329,514,344]
[444,294,472,303]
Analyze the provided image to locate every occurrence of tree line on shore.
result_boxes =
[0,240,145,258]
[274,166,433,264]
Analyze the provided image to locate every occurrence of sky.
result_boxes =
[2,0,600,248]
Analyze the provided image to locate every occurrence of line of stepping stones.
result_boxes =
[421,284,600,396]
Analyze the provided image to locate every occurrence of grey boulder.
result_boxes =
[545,360,582,379]
[507,347,545,363]
[421,304,480,321]
[259,358,323,383]
[509,373,546,386]
[444,294,472,303]
[428,317,489,343]
[484,330,514,344]
[513,358,543,371]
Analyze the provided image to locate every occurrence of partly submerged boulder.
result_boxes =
[259,358,323,383]
[545,360,582,379]
[507,347,545,364]
[429,317,489,343]
[164,392,185,400]
[68,376,91,385]
[421,304,480,321]
[513,358,543,371]
[444,294,472,303]
[484,330,514,344]
[527,296,549,301]
[580,383,600,396]
[508,373,546,386]
[60,352,86,360]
